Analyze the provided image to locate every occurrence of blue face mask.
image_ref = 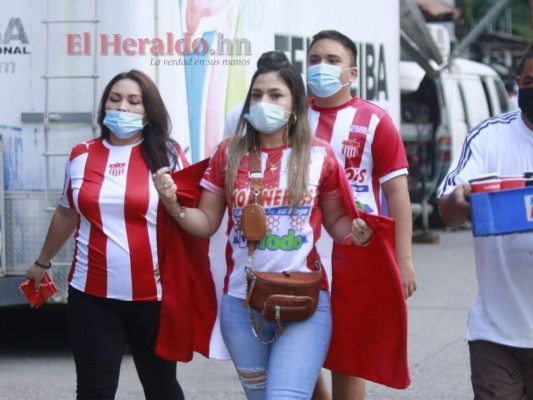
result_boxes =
[307,63,353,98]
[244,102,289,134]
[103,110,145,139]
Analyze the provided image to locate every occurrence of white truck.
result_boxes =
[0,0,401,306]
[399,0,509,230]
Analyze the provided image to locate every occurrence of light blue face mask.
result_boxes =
[103,110,145,139]
[307,63,353,98]
[244,102,289,134]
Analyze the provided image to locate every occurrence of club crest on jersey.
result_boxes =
[350,125,370,134]
[108,162,126,176]
[341,139,360,159]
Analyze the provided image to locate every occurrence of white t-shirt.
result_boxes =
[438,110,533,347]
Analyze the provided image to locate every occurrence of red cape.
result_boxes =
[155,159,217,361]
[323,166,410,389]
[324,218,410,389]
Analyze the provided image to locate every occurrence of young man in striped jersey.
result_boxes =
[308,30,417,400]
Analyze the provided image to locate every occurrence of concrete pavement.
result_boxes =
[0,228,478,399]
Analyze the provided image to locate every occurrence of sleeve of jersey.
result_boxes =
[58,143,88,209]
[437,128,487,198]
[371,114,408,180]
[318,145,345,202]
[200,142,227,197]
[58,159,73,209]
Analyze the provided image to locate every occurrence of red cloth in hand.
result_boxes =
[323,163,410,389]
[324,215,410,389]
[155,159,217,361]
[19,273,58,308]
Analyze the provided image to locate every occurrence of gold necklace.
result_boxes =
[255,143,288,172]
[267,154,282,172]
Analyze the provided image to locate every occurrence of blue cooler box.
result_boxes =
[470,186,533,236]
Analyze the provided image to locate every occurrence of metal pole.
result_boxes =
[92,0,99,138]
[43,0,51,209]
[154,0,160,86]
[452,0,512,58]
[0,135,6,276]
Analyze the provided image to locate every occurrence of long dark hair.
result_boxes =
[225,51,312,207]
[97,69,180,172]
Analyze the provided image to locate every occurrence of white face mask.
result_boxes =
[103,110,146,139]
[244,102,290,134]
[307,63,353,98]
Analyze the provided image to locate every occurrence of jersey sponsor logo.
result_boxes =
[352,184,369,193]
[233,228,248,248]
[350,125,370,134]
[257,229,305,251]
[268,206,310,216]
[525,195,533,221]
[341,139,360,159]
[108,162,126,176]
[232,188,314,208]
[345,167,367,184]
[232,228,307,251]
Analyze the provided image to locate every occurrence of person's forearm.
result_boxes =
[438,194,470,227]
[328,215,353,243]
[163,189,227,239]
[37,206,78,263]
[167,203,221,238]
[387,191,413,263]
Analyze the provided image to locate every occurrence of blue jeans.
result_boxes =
[220,291,332,400]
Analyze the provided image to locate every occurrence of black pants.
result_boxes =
[67,286,184,400]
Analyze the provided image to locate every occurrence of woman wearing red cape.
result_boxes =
[155,157,410,390]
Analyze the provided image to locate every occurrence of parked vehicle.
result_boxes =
[399,22,509,228]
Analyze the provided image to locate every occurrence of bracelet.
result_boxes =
[167,206,185,219]
[34,259,52,269]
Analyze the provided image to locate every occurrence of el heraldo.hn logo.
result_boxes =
[0,17,30,54]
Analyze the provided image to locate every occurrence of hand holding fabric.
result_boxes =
[351,217,373,246]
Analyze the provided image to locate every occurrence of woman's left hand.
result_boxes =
[153,167,177,200]
[351,218,373,246]
[152,167,184,219]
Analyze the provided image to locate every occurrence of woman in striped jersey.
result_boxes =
[154,51,372,400]
[26,70,188,400]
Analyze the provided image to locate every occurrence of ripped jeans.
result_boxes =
[220,291,332,400]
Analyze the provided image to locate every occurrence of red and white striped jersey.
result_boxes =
[59,138,187,301]
[200,137,344,300]
[308,96,408,215]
